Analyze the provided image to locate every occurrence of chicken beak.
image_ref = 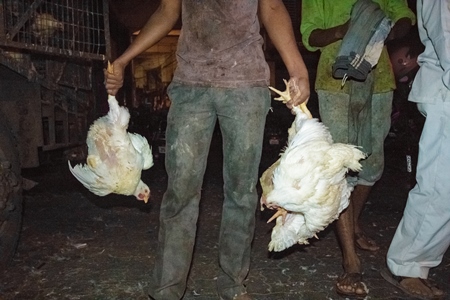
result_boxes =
[137,192,150,203]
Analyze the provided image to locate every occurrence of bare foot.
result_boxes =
[355,232,379,251]
[381,268,446,299]
[399,277,445,298]
[335,272,368,298]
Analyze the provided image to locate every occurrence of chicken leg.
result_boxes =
[269,79,312,119]
[263,79,311,224]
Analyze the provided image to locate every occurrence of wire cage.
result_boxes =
[0,0,110,61]
[0,0,112,165]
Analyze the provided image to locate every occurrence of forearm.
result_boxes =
[105,0,180,95]
[309,21,349,48]
[259,0,308,79]
[259,0,310,107]
[116,1,181,67]
[386,17,412,42]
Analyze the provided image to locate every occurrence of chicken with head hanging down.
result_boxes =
[68,62,153,203]
[260,79,366,252]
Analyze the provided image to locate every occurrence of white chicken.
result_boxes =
[68,63,153,202]
[31,13,64,42]
[260,80,366,252]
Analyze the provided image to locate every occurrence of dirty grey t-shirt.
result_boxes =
[172,0,270,88]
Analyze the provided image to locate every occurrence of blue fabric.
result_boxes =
[333,0,391,81]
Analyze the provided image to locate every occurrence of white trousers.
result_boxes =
[387,99,450,278]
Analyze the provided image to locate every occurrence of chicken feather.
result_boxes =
[261,80,366,252]
[68,63,153,202]
[31,13,64,42]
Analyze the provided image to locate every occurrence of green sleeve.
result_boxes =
[384,0,416,24]
[300,0,324,52]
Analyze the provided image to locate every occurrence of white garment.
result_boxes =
[409,0,450,104]
[386,0,450,279]
[387,101,450,278]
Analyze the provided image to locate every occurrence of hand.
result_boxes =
[104,60,126,96]
[286,76,310,109]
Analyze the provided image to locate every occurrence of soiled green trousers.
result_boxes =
[148,82,270,300]
[317,89,393,186]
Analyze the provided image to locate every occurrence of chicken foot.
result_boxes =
[268,79,312,119]
[267,208,288,224]
[107,60,114,74]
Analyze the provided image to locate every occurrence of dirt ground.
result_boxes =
[1,130,449,300]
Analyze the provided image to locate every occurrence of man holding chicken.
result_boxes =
[105,1,310,299]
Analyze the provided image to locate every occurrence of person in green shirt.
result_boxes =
[301,0,415,298]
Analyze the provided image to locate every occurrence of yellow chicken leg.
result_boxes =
[107,60,113,74]
[267,208,288,224]
[269,79,312,119]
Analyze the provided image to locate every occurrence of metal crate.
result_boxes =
[0,0,110,61]
[0,0,111,167]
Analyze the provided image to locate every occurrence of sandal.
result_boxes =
[355,232,379,252]
[335,272,369,299]
[380,267,446,299]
